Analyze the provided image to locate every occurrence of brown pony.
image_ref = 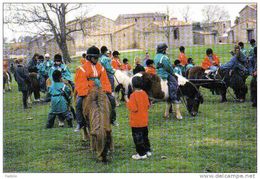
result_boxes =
[187,66,248,102]
[3,71,12,93]
[28,72,41,102]
[81,88,113,162]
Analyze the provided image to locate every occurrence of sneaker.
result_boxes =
[132,154,147,160]
[34,99,40,102]
[173,100,181,104]
[146,151,152,157]
[74,124,82,132]
[112,121,119,127]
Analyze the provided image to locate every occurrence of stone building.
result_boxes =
[137,19,193,50]
[228,4,257,43]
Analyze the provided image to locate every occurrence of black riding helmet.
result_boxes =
[112,51,120,56]
[157,43,168,53]
[206,48,213,56]
[54,54,62,62]
[86,46,100,61]
[100,46,108,54]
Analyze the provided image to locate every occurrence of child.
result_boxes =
[173,59,183,76]
[46,70,73,128]
[49,54,74,90]
[125,76,151,160]
[14,58,31,109]
[133,57,145,75]
[145,59,156,75]
[186,58,194,71]
[121,58,132,71]
[178,46,188,66]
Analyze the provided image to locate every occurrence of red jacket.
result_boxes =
[145,66,156,75]
[75,60,111,96]
[201,54,220,70]
[121,64,132,71]
[178,52,188,66]
[111,57,122,70]
[126,90,150,127]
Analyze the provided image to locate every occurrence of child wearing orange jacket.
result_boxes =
[125,76,151,160]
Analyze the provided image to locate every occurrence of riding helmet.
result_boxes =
[157,43,168,53]
[86,46,100,60]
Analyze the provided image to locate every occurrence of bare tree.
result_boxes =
[180,5,191,23]
[161,6,171,46]
[4,3,89,63]
[202,5,230,24]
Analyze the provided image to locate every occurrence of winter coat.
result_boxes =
[49,82,71,114]
[100,54,115,75]
[201,54,220,70]
[154,53,174,80]
[48,63,72,82]
[14,64,31,91]
[178,52,188,66]
[74,60,112,96]
[27,59,38,73]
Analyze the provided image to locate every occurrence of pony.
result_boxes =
[187,66,248,102]
[81,88,113,162]
[113,70,133,106]
[28,72,41,103]
[3,71,12,93]
[132,72,204,119]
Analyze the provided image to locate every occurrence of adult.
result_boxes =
[74,46,118,132]
[154,43,180,104]
[238,42,247,63]
[248,39,256,75]
[133,57,145,75]
[220,45,248,76]
[14,58,31,109]
[250,47,257,107]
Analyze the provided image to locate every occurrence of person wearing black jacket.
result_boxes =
[27,53,39,73]
[14,58,31,109]
[133,56,145,75]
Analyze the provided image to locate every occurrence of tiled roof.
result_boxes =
[89,23,136,36]
[116,12,167,19]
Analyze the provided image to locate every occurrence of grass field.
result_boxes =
[3,44,257,173]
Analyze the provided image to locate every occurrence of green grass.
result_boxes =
[3,44,256,173]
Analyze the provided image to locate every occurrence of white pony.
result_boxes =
[113,70,132,106]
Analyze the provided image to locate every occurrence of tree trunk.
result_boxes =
[60,41,71,64]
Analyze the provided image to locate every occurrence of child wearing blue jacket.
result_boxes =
[46,70,73,128]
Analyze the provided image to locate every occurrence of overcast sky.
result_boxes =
[4,3,248,42]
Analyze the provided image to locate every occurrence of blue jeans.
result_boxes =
[76,96,86,128]
[107,73,114,92]
[46,110,73,128]
[167,74,178,103]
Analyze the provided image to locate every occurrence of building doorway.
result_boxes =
[247,30,254,42]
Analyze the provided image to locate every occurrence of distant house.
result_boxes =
[115,12,167,29]
[192,20,231,44]
[67,14,115,52]
[137,18,193,50]
[228,4,257,43]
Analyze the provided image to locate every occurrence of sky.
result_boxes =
[3,3,249,42]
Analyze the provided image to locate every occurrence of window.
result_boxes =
[135,18,137,22]
[174,28,179,40]
[223,24,226,28]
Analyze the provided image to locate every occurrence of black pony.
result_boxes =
[187,66,248,102]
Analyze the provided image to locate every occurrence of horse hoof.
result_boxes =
[163,115,169,119]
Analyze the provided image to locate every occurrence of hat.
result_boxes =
[44,53,50,58]
[87,46,100,58]
[54,54,62,62]
[112,51,120,56]
[157,43,168,52]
